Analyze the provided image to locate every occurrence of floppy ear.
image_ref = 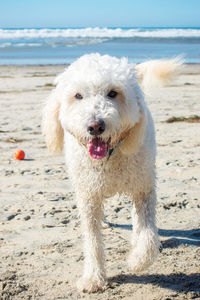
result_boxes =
[42,90,64,154]
[119,106,147,156]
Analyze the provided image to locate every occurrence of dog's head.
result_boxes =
[42,53,147,159]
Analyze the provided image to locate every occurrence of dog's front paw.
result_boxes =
[128,231,160,272]
[127,247,151,272]
[76,275,107,293]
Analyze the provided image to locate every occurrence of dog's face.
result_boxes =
[43,54,146,158]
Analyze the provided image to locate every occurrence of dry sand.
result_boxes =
[0,64,199,300]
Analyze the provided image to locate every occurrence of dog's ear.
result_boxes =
[119,101,147,156]
[42,90,64,154]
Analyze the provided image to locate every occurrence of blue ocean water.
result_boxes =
[0,27,200,65]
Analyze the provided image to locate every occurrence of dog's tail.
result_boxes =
[135,57,183,91]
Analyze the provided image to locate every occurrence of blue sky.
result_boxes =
[0,0,199,28]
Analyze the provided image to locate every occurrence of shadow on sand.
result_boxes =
[109,272,200,294]
[105,222,200,247]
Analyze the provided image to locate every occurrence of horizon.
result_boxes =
[1,26,200,29]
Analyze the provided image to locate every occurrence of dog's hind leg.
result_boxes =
[76,195,106,292]
[127,189,160,272]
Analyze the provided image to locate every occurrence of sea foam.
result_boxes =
[0,27,200,39]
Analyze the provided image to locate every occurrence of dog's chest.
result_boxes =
[85,151,139,195]
[65,141,144,197]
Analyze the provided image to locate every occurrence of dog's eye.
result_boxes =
[75,93,83,100]
[107,90,118,99]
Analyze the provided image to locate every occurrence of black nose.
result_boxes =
[87,119,105,136]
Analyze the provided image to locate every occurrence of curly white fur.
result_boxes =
[42,53,180,293]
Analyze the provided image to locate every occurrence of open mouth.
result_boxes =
[87,137,109,159]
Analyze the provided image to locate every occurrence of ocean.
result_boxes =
[0,27,200,65]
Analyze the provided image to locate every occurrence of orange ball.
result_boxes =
[14,149,25,160]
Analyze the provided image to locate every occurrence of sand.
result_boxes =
[0,64,199,300]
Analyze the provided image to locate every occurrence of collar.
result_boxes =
[107,139,123,161]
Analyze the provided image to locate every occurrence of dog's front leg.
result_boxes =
[76,195,106,293]
[128,189,160,272]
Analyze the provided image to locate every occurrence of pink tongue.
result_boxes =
[88,138,107,159]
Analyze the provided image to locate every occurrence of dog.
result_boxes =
[42,53,181,292]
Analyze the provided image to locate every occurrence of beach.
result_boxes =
[0,64,200,299]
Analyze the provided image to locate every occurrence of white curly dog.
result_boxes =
[42,53,180,292]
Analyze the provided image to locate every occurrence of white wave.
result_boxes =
[64,38,109,47]
[15,43,41,47]
[0,42,42,48]
[0,27,200,39]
